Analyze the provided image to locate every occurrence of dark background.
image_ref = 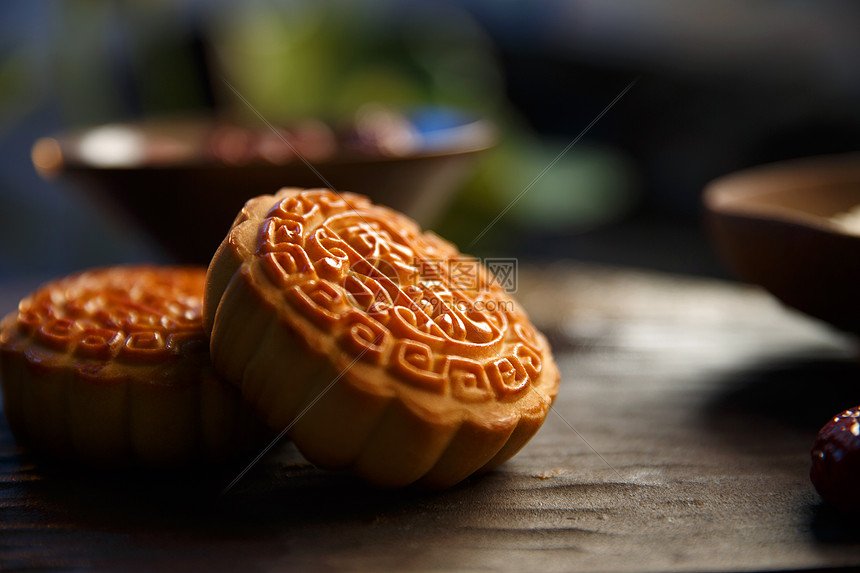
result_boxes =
[1,0,858,280]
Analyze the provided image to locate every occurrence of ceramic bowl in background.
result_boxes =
[32,109,495,264]
[704,152,860,333]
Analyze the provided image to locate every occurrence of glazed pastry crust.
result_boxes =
[205,188,560,488]
[0,266,265,468]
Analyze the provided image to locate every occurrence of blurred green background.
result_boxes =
[1,0,858,279]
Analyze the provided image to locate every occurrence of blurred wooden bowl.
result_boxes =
[704,152,860,333]
[33,112,495,264]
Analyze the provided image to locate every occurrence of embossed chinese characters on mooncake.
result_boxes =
[205,188,560,488]
[0,266,267,468]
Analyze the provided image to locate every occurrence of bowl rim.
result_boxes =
[32,112,497,177]
[703,151,860,237]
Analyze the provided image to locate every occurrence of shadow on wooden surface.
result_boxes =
[2,429,456,530]
[703,355,860,435]
[810,504,860,545]
[701,354,860,550]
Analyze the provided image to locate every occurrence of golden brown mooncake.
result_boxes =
[205,188,560,488]
[0,265,266,468]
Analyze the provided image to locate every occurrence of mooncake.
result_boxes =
[0,266,265,468]
[205,188,560,488]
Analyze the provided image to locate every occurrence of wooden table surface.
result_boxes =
[3,263,860,572]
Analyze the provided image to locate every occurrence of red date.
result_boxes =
[811,407,860,512]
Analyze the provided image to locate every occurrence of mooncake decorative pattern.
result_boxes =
[255,189,543,400]
[0,266,266,468]
[15,267,205,364]
[205,188,560,488]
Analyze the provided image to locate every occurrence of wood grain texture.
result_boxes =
[3,264,860,572]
